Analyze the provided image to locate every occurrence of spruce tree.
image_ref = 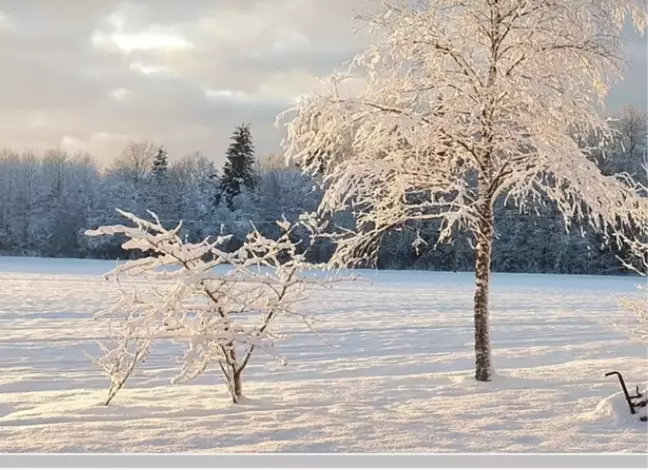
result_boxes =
[220,124,256,207]
[151,146,168,181]
[148,146,171,223]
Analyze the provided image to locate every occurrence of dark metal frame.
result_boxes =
[605,371,647,421]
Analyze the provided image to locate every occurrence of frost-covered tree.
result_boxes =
[220,124,256,207]
[603,107,648,181]
[280,0,648,381]
[168,152,220,240]
[244,168,322,240]
[0,149,100,256]
[85,210,338,404]
[618,290,647,344]
[110,141,157,186]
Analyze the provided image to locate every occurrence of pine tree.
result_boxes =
[147,146,172,224]
[220,124,256,207]
[151,146,168,181]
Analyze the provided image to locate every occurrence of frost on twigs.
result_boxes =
[278,0,648,267]
[85,209,344,405]
[616,288,647,344]
[278,0,648,382]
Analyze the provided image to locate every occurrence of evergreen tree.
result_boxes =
[0,105,644,271]
[151,146,168,181]
[220,124,256,207]
[147,146,172,224]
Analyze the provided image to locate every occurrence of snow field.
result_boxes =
[0,257,646,452]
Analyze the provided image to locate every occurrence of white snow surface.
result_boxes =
[0,256,646,453]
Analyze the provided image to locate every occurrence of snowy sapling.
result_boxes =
[86,210,336,404]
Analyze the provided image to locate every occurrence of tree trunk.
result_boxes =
[227,343,243,404]
[231,369,243,404]
[473,197,494,382]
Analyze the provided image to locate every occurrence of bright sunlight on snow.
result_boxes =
[0,256,645,453]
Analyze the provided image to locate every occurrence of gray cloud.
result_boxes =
[0,0,369,165]
[0,1,645,167]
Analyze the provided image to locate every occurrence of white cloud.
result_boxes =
[205,88,252,102]
[0,0,643,166]
[91,3,193,55]
[28,113,51,129]
[271,30,311,52]
[61,132,136,164]
[110,87,131,101]
[255,69,322,101]
[91,30,193,54]
[0,10,17,32]
[61,135,82,148]
[129,62,170,76]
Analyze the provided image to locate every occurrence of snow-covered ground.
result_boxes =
[0,256,646,453]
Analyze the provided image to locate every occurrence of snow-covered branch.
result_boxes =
[86,210,343,404]
[280,1,648,254]
[278,0,648,381]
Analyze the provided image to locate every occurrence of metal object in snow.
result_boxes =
[605,371,647,422]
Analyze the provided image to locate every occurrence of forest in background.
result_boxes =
[0,106,646,275]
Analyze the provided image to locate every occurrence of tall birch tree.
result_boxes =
[279,0,648,381]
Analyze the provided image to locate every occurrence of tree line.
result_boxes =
[0,124,325,261]
[0,108,646,275]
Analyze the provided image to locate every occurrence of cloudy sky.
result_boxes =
[0,1,646,167]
